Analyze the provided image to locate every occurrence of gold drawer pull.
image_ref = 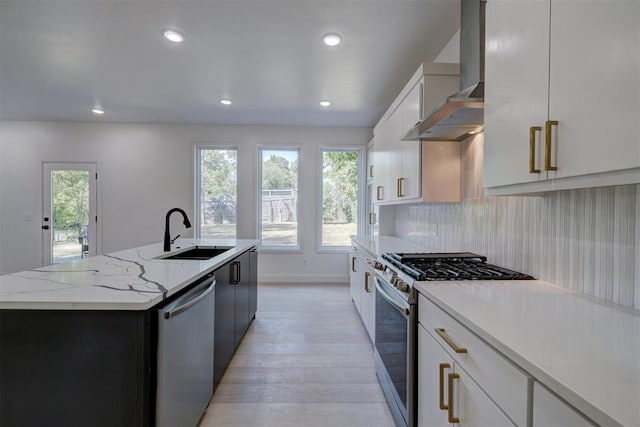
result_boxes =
[376,186,383,200]
[364,272,371,293]
[439,363,451,410]
[369,165,374,178]
[435,328,468,354]
[368,212,375,225]
[351,257,356,272]
[448,373,460,423]
[545,120,559,171]
[529,126,541,174]
[397,177,405,197]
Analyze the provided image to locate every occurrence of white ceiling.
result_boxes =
[0,0,460,128]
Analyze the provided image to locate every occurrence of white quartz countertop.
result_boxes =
[0,238,257,310]
[352,235,432,257]
[415,280,640,427]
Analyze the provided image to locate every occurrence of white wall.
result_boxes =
[0,121,370,282]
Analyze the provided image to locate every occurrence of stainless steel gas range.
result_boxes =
[372,252,533,427]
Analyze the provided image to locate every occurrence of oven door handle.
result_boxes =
[374,275,410,316]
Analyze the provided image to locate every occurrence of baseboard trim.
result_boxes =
[258,274,348,283]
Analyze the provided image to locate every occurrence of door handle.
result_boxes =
[529,126,542,174]
[545,120,559,171]
[439,363,451,410]
[364,272,371,293]
[41,225,50,230]
[230,261,241,284]
[448,373,460,423]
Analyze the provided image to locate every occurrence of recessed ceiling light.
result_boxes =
[163,29,184,43]
[319,100,331,107]
[219,98,232,105]
[322,33,342,47]
[91,107,104,115]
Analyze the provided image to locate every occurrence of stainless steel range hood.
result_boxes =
[402,0,486,141]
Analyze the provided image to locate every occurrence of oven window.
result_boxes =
[375,288,408,409]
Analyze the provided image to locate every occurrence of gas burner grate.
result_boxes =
[381,253,534,281]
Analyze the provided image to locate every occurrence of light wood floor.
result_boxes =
[199,283,395,427]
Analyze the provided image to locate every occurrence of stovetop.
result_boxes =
[380,252,535,282]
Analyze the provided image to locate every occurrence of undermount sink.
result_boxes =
[158,246,233,260]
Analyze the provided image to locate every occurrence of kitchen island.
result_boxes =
[0,238,258,427]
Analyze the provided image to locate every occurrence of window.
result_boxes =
[195,147,237,239]
[258,148,300,249]
[320,148,361,249]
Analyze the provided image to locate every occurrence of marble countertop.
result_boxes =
[415,280,640,427]
[0,238,257,310]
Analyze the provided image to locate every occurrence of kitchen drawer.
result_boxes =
[418,293,530,426]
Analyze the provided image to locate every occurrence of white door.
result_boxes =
[42,162,98,265]
[483,0,551,188]
[548,0,640,179]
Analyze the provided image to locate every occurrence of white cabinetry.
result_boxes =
[418,294,528,426]
[484,0,640,195]
[348,251,362,311]
[533,383,595,427]
[349,241,375,343]
[418,324,515,426]
[372,63,461,204]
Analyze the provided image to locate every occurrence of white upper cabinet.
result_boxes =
[484,0,640,194]
[484,0,550,188]
[373,63,461,204]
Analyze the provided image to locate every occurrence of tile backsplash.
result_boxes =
[392,184,640,310]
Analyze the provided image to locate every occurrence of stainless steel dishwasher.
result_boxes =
[156,273,215,427]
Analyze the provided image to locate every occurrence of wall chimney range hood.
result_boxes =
[402,0,486,141]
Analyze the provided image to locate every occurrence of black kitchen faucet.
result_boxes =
[164,208,192,251]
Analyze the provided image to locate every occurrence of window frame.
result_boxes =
[194,145,239,240]
[316,146,364,253]
[257,146,301,251]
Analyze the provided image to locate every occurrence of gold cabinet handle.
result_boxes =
[369,165,374,178]
[529,126,542,174]
[435,328,468,354]
[368,212,375,225]
[448,373,460,423]
[397,178,405,197]
[439,363,451,410]
[376,186,383,201]
[419,82,424,120]
[545,120,559,171]
[364,272,371,293]
[351,256,356,272]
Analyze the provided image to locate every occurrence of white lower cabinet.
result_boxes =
[349,241,375,343]
[418,293,529,426]
[348,251,362,313]
[533,383,595,427]
[418,323,514,427]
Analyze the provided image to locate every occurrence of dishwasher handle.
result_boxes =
[164,274,216,319]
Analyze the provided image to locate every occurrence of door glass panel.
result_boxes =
[51,170,91,264]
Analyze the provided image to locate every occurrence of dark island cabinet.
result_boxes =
[213,248,258,389]
[0,310,153,427]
